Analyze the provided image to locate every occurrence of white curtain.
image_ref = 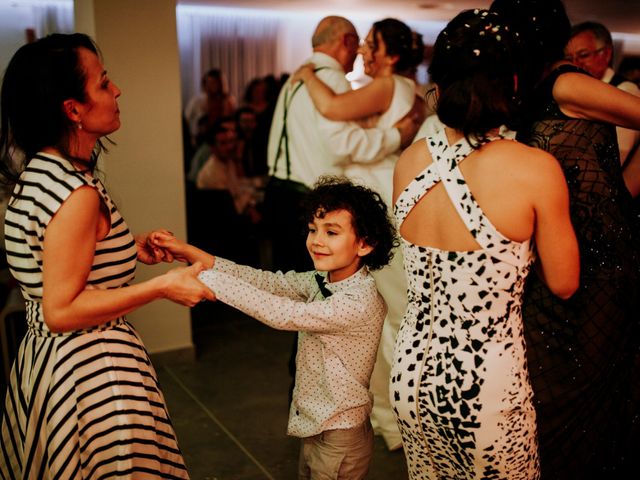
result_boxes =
[177,7,282,110]
[31,2,73,38]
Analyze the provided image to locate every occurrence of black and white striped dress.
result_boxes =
[0,153,189,479]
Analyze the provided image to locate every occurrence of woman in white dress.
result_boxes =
[292,18,424,449]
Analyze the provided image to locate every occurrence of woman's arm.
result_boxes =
[42,187,214,333]
[553,72,640,130]
[530,151,580,299]
[293,63,394,121]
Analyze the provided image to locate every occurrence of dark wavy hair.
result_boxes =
[302,176,398,271]
[372,18,424,75]
[429,9,520,146]
[490,0,571,100]
[0,33,104,185]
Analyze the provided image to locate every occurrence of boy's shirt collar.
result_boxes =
[314,266,369,298]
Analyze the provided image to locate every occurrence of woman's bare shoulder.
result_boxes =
[486,139,564,185]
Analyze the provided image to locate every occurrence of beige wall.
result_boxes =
[74,0,194,356]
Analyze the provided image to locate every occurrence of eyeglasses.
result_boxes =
[564,47,606,63]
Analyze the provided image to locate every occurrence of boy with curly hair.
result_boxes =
[152,176,397,479]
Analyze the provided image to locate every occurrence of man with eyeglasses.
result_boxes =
[565,21,640,171]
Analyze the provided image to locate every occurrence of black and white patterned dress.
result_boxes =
[0,153,188,479]
[390,131,540,479]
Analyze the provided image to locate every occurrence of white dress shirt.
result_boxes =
[602,67,640,164]
[267,52,401,187]
[198,258,387,437]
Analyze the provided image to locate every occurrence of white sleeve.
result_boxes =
[616,82,640,164]
[211,257,312,300]
[195,157,215,189]
[198,268,377,333]
[319,119,401,164]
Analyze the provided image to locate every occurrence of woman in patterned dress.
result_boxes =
[390,10,579,479]
[489,1,640,478]
[0,33,213,478]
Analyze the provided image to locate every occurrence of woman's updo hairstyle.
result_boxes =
[372,18,424,74]
[490,0,571,102]
[429,9,519,146]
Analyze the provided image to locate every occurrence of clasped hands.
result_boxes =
[137,229,217,305]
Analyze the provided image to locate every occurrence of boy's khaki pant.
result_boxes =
[298,420,374,480]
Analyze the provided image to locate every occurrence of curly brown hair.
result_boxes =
[302,176,398,271]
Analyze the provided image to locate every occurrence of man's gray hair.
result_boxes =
[312,16,355,48]
[571,21,613,48]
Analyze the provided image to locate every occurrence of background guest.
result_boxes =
[491,1,640,477]
[565,21,640,168]
[184,68,237,149]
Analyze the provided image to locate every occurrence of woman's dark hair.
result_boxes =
[302,176,398,271]
[0,33,103,184]
[490,0,571,99]
[429,9,519,145]
[372,18,424,75]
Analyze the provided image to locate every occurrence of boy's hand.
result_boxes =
[136,229,175,264]
[150,231,215,268]
[148,231,190,263]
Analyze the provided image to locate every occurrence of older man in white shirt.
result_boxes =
[565,21,640,174]
[265,15,419,274]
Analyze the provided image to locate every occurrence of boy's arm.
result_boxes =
[150,231,312,299]
[213,257,311,300]
[198,269,385,333]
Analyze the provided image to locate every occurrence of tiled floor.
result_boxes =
[156,302,409,480]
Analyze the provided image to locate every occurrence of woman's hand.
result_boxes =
[136,229,175,264]
[160,262,216,306]
[291,63,316,84]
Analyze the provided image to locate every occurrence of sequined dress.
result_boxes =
[517,64,640,479]
[390,130,539,479]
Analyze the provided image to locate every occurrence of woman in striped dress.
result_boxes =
[0,33,213,478]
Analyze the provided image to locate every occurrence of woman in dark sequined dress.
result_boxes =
[490,1,640,478]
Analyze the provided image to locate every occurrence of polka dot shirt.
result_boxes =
[199,257,387,437]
